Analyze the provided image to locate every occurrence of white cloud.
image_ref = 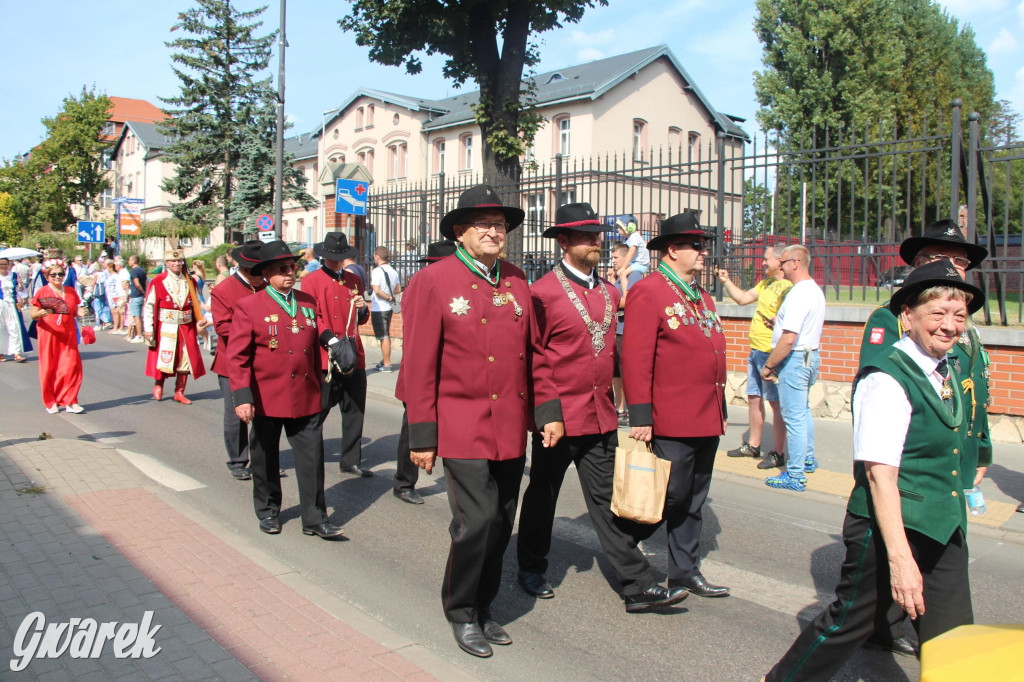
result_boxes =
[1010,65,1024,112]
[939,0,1009,15]
[988,27,1019,53]
[576,47,605,63]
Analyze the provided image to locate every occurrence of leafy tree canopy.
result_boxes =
[340,0,607,182]
[754,0,995,142]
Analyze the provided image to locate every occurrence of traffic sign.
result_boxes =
[335,179,368,215]
[258,231,276,244]
[77,221,106,244]
[256,214,274,232]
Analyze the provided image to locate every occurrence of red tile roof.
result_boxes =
[107,97,165,124]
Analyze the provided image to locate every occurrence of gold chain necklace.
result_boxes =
[553,264,613,354]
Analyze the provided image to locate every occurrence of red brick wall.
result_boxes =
[371,310,1024,418]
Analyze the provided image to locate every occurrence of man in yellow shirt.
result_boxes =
[717,245,792,468]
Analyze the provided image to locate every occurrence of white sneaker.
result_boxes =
[45,404,60,414]
[128,337,145,344]
[65,404,85,414]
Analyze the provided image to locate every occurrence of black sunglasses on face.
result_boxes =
[48,271,65,277]
[672,241,709,252]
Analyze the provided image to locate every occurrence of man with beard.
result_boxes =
[142,249,207,403]
[211,240,265,480]
[517,203,689,613]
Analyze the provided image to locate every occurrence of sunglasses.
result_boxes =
[671,241,709,252]
[48,271,66,278]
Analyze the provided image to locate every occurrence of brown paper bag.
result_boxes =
[611,441,672,524]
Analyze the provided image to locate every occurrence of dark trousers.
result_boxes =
[766,514,973,682]
[249,413,328,528]
[632,436,719,580]
[517,431,656,596]
[218,374,249,470]
[441,456,526,624]
[320,369,366,469]
[393,407,419,492]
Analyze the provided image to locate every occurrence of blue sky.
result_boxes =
[2,0,1023,160]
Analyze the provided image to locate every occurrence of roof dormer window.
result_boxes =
[546,73,567,84]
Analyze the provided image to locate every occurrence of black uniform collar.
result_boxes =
[558,261,596,289]
[320,263,343,281]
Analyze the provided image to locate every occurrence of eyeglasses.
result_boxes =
[671,241,709,252]
[48,271,65,278]
[919,253,971,269]
[468,222,509,234]
[267,262,299,274]
[778,259,796,267]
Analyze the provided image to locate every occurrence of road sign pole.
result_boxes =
[274,0,287,239]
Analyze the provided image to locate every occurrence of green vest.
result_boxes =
[949,326,993,468]
[857,304,901,371]
[848,348,969,544]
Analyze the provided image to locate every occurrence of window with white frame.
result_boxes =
[668,127,682,152]
[688,132,701,160]
[366,104,375,127]
[102,122,116,137]
[433,139,446,174]
[524,193,546,235]
[556,116,571,156]
[460,134,473,170]
[99,187,114,209]
[355,107,364,129]
[357,148,374,176]
[632,119,647,161]
[387,142,407,180]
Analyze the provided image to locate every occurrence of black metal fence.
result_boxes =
[362,101,1023,324]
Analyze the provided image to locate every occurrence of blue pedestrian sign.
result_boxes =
[335,179,368,215]
[77,221,106,244]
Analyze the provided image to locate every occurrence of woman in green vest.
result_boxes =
[764,261,982,682]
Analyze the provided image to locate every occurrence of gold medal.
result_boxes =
[270,314,279,323]
[668,317,680,330]
[264,316,271,322]
[269,337,278,350]
[291,319,300,334]
[673,302,685,317]
[665,306,675,316]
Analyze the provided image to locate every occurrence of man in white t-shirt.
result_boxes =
[759,244,825,492]
[370,246,402,372]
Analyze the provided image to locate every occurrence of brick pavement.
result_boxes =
[0,437,444,680]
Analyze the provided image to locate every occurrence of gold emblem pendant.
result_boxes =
[269,338,278,350]
[668,317,680,330]
[450,296,471,316]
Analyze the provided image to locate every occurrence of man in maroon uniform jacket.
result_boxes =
[302,232,372,477]
[227,241,343,540]
[142,248,206,403]
[621,211,731,599]
[210,240,265,481]
[400,185,562,658]
[518,203,689,613]
[392,239,458,505]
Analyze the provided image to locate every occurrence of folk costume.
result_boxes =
[621,212,729,593]
[517,203,686,611]
[304,233,371,474]
[399,185,559,653]
[31,259,84,410]
[767,263,980,681]
[0,268,31,358]
[211,241,265,476]
[856,219,991,651]
[393,239,458,503]
[227,241,338,537]
[142,250,206,403]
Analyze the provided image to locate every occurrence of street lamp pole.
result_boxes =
[273,0,286,239]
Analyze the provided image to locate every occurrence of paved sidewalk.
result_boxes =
[0,435,457,680]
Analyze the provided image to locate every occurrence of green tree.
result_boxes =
[340,0,607,184]
[160,0,275,241]
[228,98,316,233]
[0,192,20,245]
[0,88,112,232]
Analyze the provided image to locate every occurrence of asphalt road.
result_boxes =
[3,333,1023,681]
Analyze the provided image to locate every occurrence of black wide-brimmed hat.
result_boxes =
[419,240,458,263]
[542,202,606,238]
[647,211,715,252]
[251,240,298,276]
[899,219,987,270]
[313,231,357,261]
[888,260,984,314]
[231,240,264,270]
[439,185,525,240]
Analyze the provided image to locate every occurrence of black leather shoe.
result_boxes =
[517,570,554,599]
[864,634,918,658]
[393,488,424,505]
[231,467,252,481]
[258,517,280,534]
[479,618,512,645]
[340,465,373,478]
[302,522,346,539]
[671,574,730,598]
[624,585,689,613]
[450,621,492,658]
[757,451,785,470]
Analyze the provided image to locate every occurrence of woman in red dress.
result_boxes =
[29,259,87,414]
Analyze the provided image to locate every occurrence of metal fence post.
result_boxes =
[438,172,446,223]
[966,111,979,244]
[950,99,963,219]
[715,132,726,300]
[554,154,563,210]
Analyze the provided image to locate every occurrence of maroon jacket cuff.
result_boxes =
[627,403,653,426]
[534,399,563,428]
[232,387,254,407]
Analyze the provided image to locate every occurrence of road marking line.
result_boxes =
[117,449,205,491]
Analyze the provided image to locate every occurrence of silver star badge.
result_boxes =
[450,296,471,316]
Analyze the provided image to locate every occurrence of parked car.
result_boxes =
[877,265,912,288]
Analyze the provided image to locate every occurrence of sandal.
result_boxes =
[13,355,25,362]
[0,356,6,362]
